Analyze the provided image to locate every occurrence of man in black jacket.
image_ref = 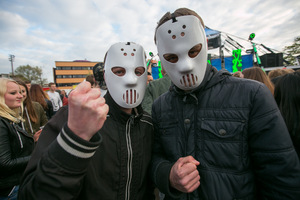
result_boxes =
[18,42,155,199]
[150,8,300,200]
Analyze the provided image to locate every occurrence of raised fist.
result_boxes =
[67,81,109,141]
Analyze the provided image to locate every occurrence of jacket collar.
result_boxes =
[170,64,230,104]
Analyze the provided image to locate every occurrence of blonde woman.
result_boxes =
[0,78,34,200]
[15,80,48,142]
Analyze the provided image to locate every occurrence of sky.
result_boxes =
[1,0,299,82]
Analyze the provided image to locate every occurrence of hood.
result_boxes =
[170,64,231,103]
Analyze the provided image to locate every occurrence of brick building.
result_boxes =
[53,60,103,90]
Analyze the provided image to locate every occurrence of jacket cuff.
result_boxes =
[155,162,182,198]
[47,123,102,171]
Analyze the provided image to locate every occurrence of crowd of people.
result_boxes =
[0,7,299,200]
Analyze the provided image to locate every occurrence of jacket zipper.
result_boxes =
[13,123,24,149]
[125,116,134,200]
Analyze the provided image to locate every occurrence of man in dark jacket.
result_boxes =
[18,42,155,200]
[150,8,300,200]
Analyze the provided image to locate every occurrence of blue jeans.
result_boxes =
[0,186,19,200]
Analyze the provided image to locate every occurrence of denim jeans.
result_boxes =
[0,186,19,200]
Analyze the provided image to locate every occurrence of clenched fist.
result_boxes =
[169,156,200,193]
[67,81,109,141]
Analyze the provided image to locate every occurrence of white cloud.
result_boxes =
[0,0,299,82]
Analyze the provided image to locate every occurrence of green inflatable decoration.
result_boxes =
[232,49,242,72]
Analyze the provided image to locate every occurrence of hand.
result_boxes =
[169,156,200,193]
[33,129,42,142]
[68,81,109,141]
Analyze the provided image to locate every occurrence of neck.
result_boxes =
[120,107,132,115]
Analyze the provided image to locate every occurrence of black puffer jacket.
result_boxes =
[19,92,155,200]
[0,117,34,196]
[150,65,300,200]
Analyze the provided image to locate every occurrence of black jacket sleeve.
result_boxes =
[18,107,102,200]
[0,122,30,176]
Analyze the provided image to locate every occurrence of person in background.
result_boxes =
[147,72,154,84]
[142,66,171,115]
[60,90,68,106]
[267,68,289,85]
[15,80,48,142]
[274,71,300,159]
[0,78,34,200]
[232,71,244,78]
[18,42,155,199]
[47,82,62,115]
[93,62,107,97]
[150,7,300,200]
[282,67,295,74]
[85,74,97,88]
[242,66,274,95]
[24,80,31,91]
[30,84,54,120]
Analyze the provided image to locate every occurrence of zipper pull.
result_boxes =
[130,115,134,125]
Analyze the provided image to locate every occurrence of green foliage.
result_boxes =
[283,36,300,66]
[14,65,47,85]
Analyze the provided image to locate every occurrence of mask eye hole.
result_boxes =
[163,54,178,63]
[111,67,126,77]
[135,67,145,76]
[188,43,202,58]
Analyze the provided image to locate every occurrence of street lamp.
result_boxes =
[8,54,15,76]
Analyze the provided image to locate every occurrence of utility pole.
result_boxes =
[8,54,15,76]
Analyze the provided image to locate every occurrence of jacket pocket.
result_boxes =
[200,119,246,170]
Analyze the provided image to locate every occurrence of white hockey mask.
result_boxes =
[104,42,147,109]
[156,15,208,90]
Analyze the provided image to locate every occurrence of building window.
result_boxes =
[63,75,72,78]
[73,75,85,78]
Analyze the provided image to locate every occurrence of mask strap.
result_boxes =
[171,13,177,23]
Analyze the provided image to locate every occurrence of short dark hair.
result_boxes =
[48,82,55,87]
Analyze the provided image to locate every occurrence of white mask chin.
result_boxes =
[104,42,147,108]
[156,15,208,90]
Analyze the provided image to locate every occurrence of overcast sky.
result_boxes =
[1,0,299,82]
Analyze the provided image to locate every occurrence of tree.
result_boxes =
[283,36,300,66]
[14,65,47,85]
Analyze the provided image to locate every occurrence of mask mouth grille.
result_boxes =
[180,74,198,87]
[123,89,139,104]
